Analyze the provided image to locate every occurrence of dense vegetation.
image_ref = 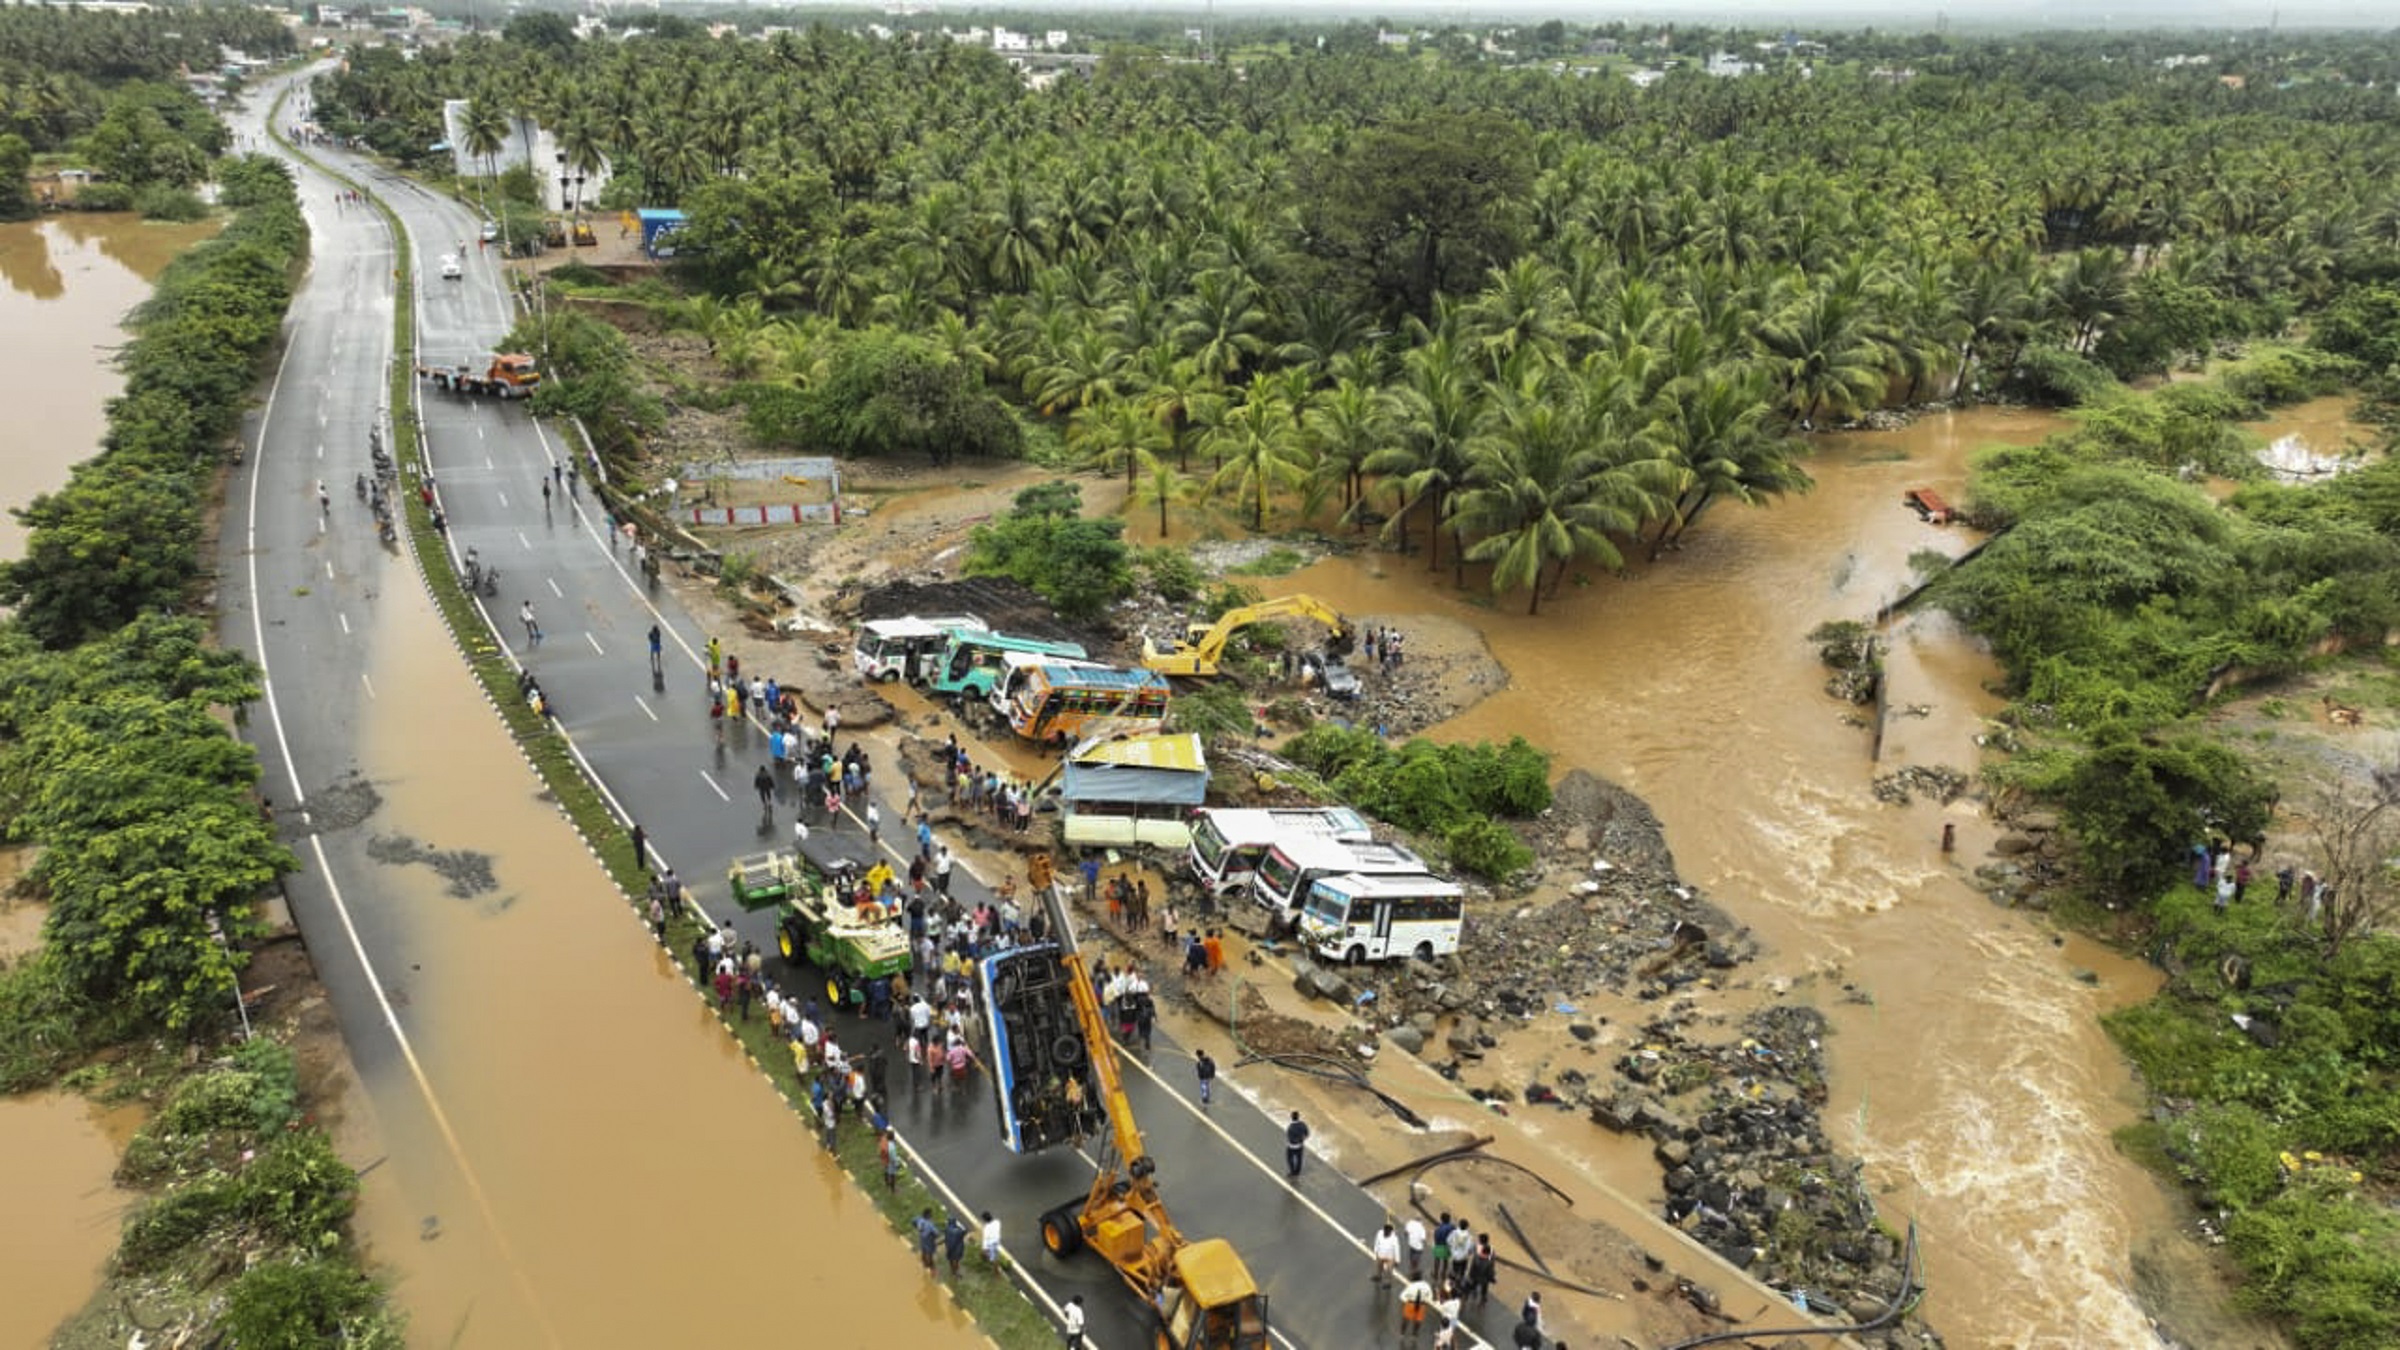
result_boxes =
[1928,316,2400,1350]
[0,43,400,1334]
[0,5,288,220]
[317,28,2400,613]
[1286,724,1552,879]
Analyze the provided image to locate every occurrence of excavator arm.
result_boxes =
[1144,595,1349,677]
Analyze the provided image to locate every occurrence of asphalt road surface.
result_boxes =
[229,69,1526,1350]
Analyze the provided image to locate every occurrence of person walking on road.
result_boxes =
[1060,1295,1086,1348]
[1195,1048,1216,1108]
[1284,1110,1310,1178]
[706,635,722,678]
[754,764,775,812]
[648,623,663,677]
[1399,1275,1435,1344]
[866,800,882,845]
[317,479,330,519]
[519,601,542,648]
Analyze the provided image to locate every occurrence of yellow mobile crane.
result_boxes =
[1019,854,1272,1349]
[1140,594,1349,678]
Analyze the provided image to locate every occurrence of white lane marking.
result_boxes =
[516,531,530,550]
[361,673,376,700]
[325,560,335,579]
[497,491,509,509]
[338,612,351,635]
[315,442,324,458]
[698,771,730,803]
[244,108,564,1342]
[584,631,604,657]
[547,577,563,599]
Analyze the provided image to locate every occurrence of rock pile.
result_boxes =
[1587,1005,1947,1350]
[1870,764,1969,806]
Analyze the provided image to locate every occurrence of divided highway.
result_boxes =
[232,69,1527,1350]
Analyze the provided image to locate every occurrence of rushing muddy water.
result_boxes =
[0,214,221,561]
[1266,407,2250,1348]
[0,1092,142,1345]
[338,578,979,1347]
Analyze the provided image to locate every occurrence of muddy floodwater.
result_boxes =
[0,1092,142,1345]
[339,576,979,1347]
[1271,407,2240,1347]
[0,213,222,561]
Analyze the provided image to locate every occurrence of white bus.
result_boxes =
[1249,836,1428,914]
[1187,807,1372,898]
[853,615,985,684]
[1299,872,1465,965]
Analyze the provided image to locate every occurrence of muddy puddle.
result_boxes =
[1264,407,2235,1346]
[334,577,978,1347]
[0,214,221,561]
[0,1092,143,1345]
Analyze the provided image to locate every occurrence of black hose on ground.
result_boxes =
[1657,1222,1923,1350]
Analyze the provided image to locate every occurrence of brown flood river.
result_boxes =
[0,214,222,560]
[1260,407,2314,1348]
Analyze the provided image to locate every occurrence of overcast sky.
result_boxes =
[931,0,2371,30]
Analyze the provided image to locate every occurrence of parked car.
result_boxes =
[1302,652,1361,700]
[439,254,462,280]
[479,219,500,242]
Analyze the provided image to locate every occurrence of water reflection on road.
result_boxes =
[335,567,979,1347]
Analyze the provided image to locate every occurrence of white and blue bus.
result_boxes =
[1298,871,1466,966]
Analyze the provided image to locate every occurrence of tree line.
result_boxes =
[316,27,2400,610]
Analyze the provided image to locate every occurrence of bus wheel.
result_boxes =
[1345,945,1367,967]
[879,669,900,683]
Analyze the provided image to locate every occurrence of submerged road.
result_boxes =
[239,74,1531,1350]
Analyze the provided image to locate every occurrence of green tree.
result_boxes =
[1294,111,1533,322]
[963,481,1131,622]
[2045,724,2278,903]
[0,132,34,220]
[772,330,1020,466]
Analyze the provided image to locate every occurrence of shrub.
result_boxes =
[135,183,208,221]
[1136,546,1203,603]
[223,1259,401,1350]
[68,181,136,212]
[1445,817,1533,880]
[2012,344,2117,407]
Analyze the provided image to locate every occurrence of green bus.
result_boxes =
[929,629,1089,703]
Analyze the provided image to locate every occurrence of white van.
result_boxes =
[1186,807,1371,898]
[1249,836,1427,914]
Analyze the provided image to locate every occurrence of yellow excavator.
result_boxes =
[1140,594,1349,678]
[1019,854,1272,1349]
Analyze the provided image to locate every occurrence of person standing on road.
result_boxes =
[1284,1110,1310,1178]
[541,477,552,511]
[1403,1215,1427,1279]
[1195,1048,1216,1108]
[648,623,663,677]
[1372,1221,1402,1287]
[754,764,775,812]
[1060,1294,1086,1348]
[317,480,330,518]
[935,844,954,896]
[519,601,542,648]
[866,800,882,845]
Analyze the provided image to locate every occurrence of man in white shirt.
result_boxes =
[1398,1275,1435,1344]
[980,1211,1002,1265]
[1061,1294,1085,1347]
[1372,1220,1402,1286]
[1403,1215,1429,1279]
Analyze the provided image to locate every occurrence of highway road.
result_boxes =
[235,69,1531,1350]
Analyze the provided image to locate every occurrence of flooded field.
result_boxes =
[1267,407,2239,1347]
[0,1093,142,1346]
[0,213,221,561]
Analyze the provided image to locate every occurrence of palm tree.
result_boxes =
[1755,280,1888,428]
[1170,269,1271,379]
[1201,385,1310,531]
[462,95,507,187]
[2049,247,2131,353]
[1069,400,1166,490]
[1367,333,1480,580]
[1649,365,1810,558]
[1452,381,1677,614]
[1130,449,1194,538]
[1025,331,1131,415]
[1305,376,1398,517]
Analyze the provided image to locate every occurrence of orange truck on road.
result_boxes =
[417,353,541,398]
